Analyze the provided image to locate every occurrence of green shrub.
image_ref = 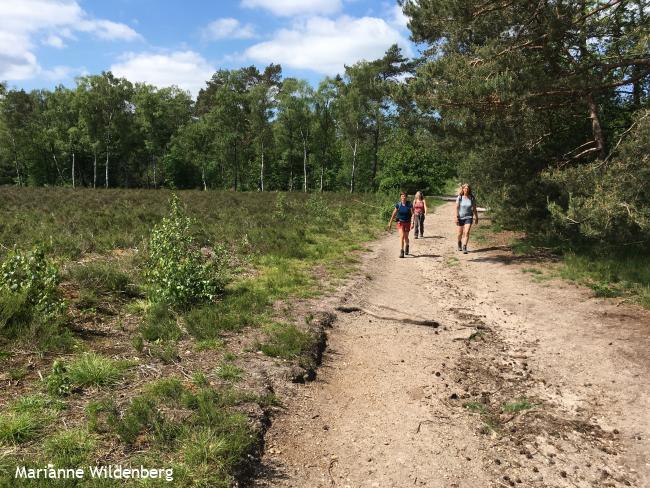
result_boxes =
[0,246,63,316]
[0,247,65,339]
[145,195,225,309]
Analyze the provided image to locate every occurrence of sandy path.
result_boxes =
[253,203,650,488]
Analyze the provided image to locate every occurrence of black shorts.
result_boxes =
[457,217,473,226]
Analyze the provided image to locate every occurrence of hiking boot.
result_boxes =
[463,245,468,254]
[405,245,409,255]
[399,249,405,258]
[414,235,418,239]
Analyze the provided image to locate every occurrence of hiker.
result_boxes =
[387,191,414,258]
[412,191,427,239]
[455,183,479,254]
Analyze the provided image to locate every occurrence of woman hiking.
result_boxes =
[455,183,478,254]
[387,191,414,258]
[412,191,427,239]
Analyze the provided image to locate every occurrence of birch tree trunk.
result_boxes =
[301,129,308,192]
[93,148,97,189]
[11,136,22,187]
[72,152,75,189]
[350,138,358,193]
[52,154,63,184]
[260,141,265,192]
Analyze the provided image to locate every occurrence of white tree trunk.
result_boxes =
[301,129,308,192]
[72,152,75,189]
[53,154,63,183]
[105,149,109,189]
[350,139,358,193]
[260,141,265,192]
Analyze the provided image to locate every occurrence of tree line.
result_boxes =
[402,0,649,244]
[0,45,452,195]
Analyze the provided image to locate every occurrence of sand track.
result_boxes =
[253,203,650,488]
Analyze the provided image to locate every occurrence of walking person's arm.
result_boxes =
[472,198,479,225]
[387,208,397,231]
[423,199,428,216]
[454,197,460,224]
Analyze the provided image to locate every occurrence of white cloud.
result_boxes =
[44,34,65,48]
[245,16,412,75]
[241,0,342,17]
[43,65,73,80]
[390,4,409,29]
[77,19,141,41]
[0,0,141,81]
[111,51,215,97]
[203,18,256,40]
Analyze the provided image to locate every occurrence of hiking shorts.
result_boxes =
[457,217,473,226]
[397,221,411,232]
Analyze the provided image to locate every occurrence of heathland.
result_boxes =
[0,188,391,487]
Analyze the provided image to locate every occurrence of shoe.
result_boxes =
[463,245,468,254]
[414,235,418,239]
[420,233,424,238]
[457,241,462,251]
[405,245,409,255]
[399,249,405,258]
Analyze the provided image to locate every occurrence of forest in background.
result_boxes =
[1,0,649,245]
[0,45,452,197]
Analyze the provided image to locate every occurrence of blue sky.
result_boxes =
[1,0,416,97]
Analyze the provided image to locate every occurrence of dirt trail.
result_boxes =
[253,203,650,488]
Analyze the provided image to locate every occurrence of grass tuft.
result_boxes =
[258,323,315,359]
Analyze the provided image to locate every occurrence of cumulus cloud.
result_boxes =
[203,18,256,40]
[245,15,412,75]
[44,34,65,48]
[111,51,215,97]
[390,4,409,29]
[0,0,141,80]
[241,0,342,17]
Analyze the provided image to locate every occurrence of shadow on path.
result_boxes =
[335,306,441,328]
[467,245,511,253]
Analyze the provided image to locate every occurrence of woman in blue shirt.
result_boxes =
[455,184,479,254]
[387,191,414,258]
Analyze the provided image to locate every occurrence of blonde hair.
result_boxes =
[458,183,474,199]
[414,191,424,201]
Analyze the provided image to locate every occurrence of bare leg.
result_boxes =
[399,227,405,250]
[462,223,473,247]
[456,224,463,247]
